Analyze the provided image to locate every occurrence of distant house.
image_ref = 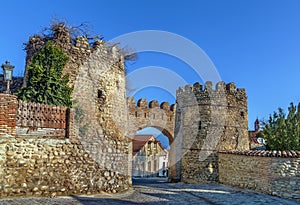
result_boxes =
[132,135,168,177]
[248,119,266,150]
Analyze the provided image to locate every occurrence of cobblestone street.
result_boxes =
[0,178,298,205]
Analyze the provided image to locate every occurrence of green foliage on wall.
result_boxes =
[260,103,300,151]
[17,41,73,107]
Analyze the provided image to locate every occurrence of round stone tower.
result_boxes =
[170,81,249,183]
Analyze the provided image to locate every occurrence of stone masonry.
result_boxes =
[127,97,176,141]
[170,81,249,183]
[0,25,131,197]
[0,135,130,198]
[219,151,300,201]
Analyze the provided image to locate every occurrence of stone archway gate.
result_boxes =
[127,97,176,142]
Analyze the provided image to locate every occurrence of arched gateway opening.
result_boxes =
[127,97,176,182]
[132,127,170,178]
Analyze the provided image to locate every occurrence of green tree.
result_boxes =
[17,41,72,107]
[260,103,300,150]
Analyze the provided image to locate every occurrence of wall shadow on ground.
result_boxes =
[72,178,299,205]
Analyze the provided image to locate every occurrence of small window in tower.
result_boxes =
[198,121,202,130]
[97,89,106,104]
[116,80,120,89]
[240,111,245,118]
[98,90,103,99]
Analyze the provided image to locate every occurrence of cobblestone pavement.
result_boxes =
[0,178,298,205]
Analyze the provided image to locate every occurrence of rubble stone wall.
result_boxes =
[0,93,131,197]
[0,135,130,197]
[219,151,300,201]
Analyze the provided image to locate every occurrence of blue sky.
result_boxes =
[1,0,300,130]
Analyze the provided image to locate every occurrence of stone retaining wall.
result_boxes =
[219,151,300,200]
[0,135,130,197]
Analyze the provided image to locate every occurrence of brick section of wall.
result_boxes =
[17,100,67,129]
[0,96,73,138]
[66,108,77,140]
[0,94,18,136]
[219,152,300,201]
[170,81,249,183]
[16,100,69,138]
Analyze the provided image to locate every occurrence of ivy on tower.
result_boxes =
[17,40,73,107]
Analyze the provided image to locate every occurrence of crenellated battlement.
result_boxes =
[127,97,176,141]
[176,81,247,102]
[127,97,176,112]
[177,81,245,95]
[24,25,124,87]
[50,28,122,61]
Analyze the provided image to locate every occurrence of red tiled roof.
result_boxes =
[132,134,165,156]
[250,137,259,144]
[219,150,300,158]
[248,131,258,138]
[132,135,155,156]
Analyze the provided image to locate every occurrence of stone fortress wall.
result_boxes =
[0,25,131,197]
